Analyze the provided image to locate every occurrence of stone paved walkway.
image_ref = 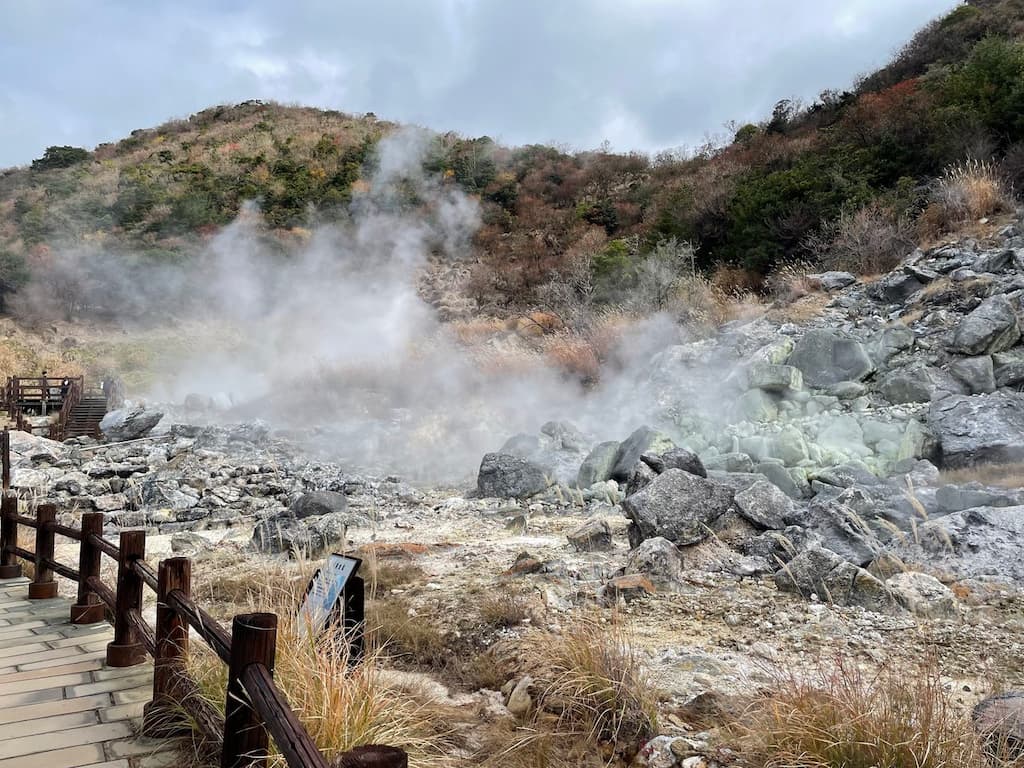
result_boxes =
[0,577,181,768]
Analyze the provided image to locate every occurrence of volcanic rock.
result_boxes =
[622,469,735,546]
[928,392,1024,467]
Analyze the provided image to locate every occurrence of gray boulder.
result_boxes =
[884,572,959,619]
[568,518,613,552]
[867,273,923,304]
[747,363,803,394]
[947,356,996,394]
[640,448,707,478]
[799,491,886,566]
[252,516,321,558]
[878,365,964,404]
[775,545,896,611]
[477,453,552,499]
[734,479,795,530]
[993,350,1024,387]
[622,469,735,546]
[625,537,684,590]
[868,326,916,368]
[808,271,857,291]
[973,248,1015,274]
[100,405,163,441]
[788,330,875,388]
[610,427,675,482]
[290,491,348,519]
[895,505,1024,583]
[577,441,620,487]
[949,295,1021,355]
[928,392,1024,467]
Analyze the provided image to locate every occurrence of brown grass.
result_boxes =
[939,462,1024,489]
[918,159,1016,240]
[477,588,530,629]
[542,333,601,384]
[518,615,658,757]
[732,656,990,768]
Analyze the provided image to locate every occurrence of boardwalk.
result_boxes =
[0,577,180,768]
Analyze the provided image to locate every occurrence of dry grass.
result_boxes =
[919,159,1016,240]
[768,291,832,325]
[367,597,450,669]
[765,262,821,305]
[517,615,658,757]
[477,588,530,629]
[733,656,990,768]
[186,579,460,768]
[939,462,1024,489]
[673,274,764,331]
[542,333,601,384]
[448,317,509,346]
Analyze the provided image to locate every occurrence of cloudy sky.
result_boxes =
[0,0,957,169]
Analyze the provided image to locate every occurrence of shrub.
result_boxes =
[939,37,1024,147]
[31,145,90,171]
[804,203,917,274]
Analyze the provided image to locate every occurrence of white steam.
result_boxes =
[139,129,704,482]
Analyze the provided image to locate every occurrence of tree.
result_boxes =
[0,250,28,311]
[31,146,90,171]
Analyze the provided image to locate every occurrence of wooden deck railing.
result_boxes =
[0,429,406,768]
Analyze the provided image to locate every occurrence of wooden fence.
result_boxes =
[0,429,406,768]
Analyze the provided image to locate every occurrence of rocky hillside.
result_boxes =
[2,0,1024,316]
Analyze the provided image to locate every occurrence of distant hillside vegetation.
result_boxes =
[2,0,1024,315]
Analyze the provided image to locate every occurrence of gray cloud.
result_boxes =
[0,0,957,168]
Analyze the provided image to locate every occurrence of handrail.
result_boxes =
[0,428,401,768]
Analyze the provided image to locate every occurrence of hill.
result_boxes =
[1,0,1024,317]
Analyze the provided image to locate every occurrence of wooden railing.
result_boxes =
[0,429,406,768]
[48,378,82,441]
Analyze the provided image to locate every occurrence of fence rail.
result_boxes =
[0,429,405,768]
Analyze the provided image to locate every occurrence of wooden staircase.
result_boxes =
[64,397,107,439]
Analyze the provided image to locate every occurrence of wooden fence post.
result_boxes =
[0,493,20,579]
[1,428,10,492]
[222,612,278,768]
[143,557,192,737]
[28,504,58,599]
[70,513,105,624]
[106,529,146,667]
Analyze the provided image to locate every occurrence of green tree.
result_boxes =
[0,250,29,311]
[31,146,90,171]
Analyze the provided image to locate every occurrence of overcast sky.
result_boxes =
[0,0,958,169]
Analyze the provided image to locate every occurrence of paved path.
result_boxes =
[0,577,181,768]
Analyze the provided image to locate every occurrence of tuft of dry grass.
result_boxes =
[477,588,530,629]
[939,462,1024,489]
[518,615,658,757]
[765,262,821,305]
[732,656,989,768]
[919,159,1016,240]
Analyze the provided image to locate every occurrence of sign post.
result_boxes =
[298,553,365,662]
